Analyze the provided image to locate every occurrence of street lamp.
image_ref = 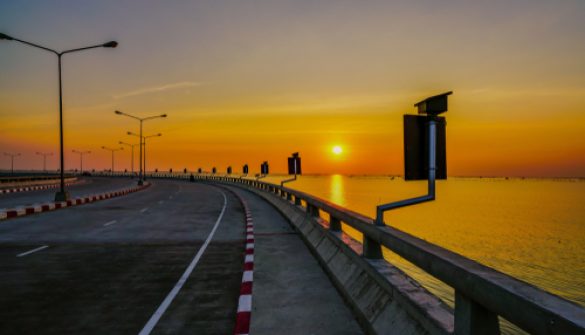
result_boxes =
[115,110,167,185]
[71,150,91,174]
[36,152,53,173]
[102,146,123,173]
[119,141,138,177]
[128,132,161,180]
[3,152,21,175]
[1,32,118,201]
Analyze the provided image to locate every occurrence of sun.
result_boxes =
[332,145,343,155]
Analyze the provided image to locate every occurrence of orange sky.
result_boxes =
[1,1,585,177]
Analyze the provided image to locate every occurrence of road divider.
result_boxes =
[228,189,255,335]
[0,179,80,194]
[0,183,150,221]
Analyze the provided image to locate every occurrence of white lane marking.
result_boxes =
[104,220,117,226]
[140,208,149,213]
[158,200,164,205]
[139,190,228,335]
[17,245,49,257]
[168,195,173,200]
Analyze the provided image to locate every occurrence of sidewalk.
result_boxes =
[231,187,363,335]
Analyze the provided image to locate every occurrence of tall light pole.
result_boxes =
[119,141,138,177]
[102,146,123,173]
[1,32,118,201]
[128,132,161,180]
[4,152,21,175]
[143,133,162,180]
[71,150,91,174]
[36,152,53,173]
[115,111,166,185]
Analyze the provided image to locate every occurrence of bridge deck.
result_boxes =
[0,179,360,334]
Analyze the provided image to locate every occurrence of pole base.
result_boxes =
[137,180,144,186]
[54,191,70,202]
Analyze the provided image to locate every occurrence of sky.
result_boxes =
[1,0,584,176]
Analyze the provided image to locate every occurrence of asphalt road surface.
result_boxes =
[0,179,245,334]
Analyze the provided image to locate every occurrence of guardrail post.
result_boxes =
[363,236,383,259]
[286,192,292,201]
[329,215,341,232]
[294,196,302,206]
[454,291,500,335]
[307,204,319,217]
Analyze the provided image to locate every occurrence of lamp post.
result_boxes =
[128,132,161,180]
[115,111,166,185]
[119,141,138,177]
[36,152,53,173]
[71,150,90,174]
[1,32,118,201]
[3,152,21,175]
[102,146,123,174]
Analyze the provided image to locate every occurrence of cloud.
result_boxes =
[113,82,202,99]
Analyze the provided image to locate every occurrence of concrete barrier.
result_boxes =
[241,184,453,335]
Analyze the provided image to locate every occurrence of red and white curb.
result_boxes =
[0,183,150,221]
[0,180,78,194]
[234,193,255,335]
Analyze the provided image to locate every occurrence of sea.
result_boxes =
[259,175,585,334]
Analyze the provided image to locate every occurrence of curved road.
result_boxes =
[0,179,245,334]
[0,178,362,335]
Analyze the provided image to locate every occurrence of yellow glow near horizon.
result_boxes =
[332,145,343,155]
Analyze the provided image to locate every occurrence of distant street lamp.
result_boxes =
[119,141,138,176]
[128,132,161,180]
[114,111,166,185]
[1,32,118,201]
[3,152,21,175]
[102,146,123,173]
[71,150,91,174]
[36,152,53,173]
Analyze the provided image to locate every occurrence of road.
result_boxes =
[0,179,245,334]
[0,177,136,209]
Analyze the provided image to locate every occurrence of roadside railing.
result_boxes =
[188,174,584,335]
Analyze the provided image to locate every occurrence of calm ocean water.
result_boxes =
[261,175,585,333]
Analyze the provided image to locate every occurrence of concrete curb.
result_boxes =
[0,180,79,194]
[229,190,255,335]
[0,182,151,221]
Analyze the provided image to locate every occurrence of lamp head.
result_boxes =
[101,146,106,149]
[115,110,122,115]
[0,33,14,40]
[161,114,167,118]
[103,41,118,48]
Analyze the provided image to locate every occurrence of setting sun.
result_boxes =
[332,145,343,155]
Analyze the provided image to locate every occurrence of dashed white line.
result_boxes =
[168,195,173,200]
[140,208,149,213]
[158,200,164,205]
[17,245,49,257]
[104,220,117,226]
[138,190,228,335]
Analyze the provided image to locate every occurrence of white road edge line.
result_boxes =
[140,208,149,213]
[138,190,228,335]
[104,220,117,226]
[17,245,49,257]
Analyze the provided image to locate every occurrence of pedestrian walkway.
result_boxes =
[231,186,363,335]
